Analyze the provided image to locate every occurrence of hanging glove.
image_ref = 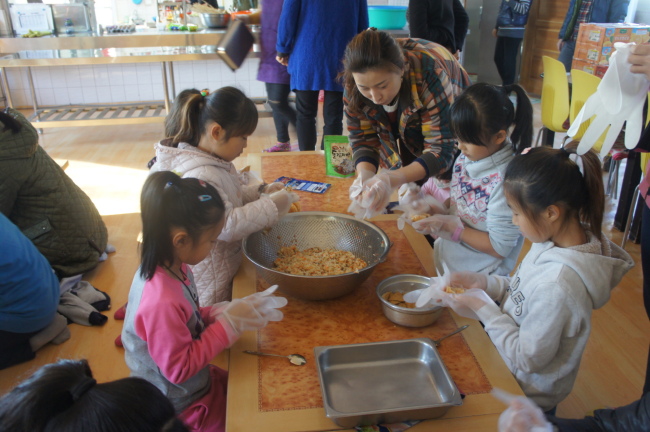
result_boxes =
[568,42,650,156]
[493,388,554,432]
[268,189,300,219]
[211,285,288,344]
[262,182,286,194]
[412,214,464,242]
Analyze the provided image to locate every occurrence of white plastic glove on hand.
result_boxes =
[568,42,650,156]
[412,215,464,242]
[395,183,448,230]
[211,285,288,344]
[348,168,377,219]
[404,268,492,320]
[493,388,554,432]
[262,182,286,194]
[269,189,300,219]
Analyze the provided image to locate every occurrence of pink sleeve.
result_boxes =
[420,178,451,204]
[134,281,231,384]
[199,306,214,325]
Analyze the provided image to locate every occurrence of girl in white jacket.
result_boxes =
[151,87,298,305]
[418,143,634,413]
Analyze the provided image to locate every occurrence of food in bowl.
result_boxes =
[273,246,367,276]
[381,291,415,308]
[376,274,442,327]
[444,286,466,294]
[288,201,301,213]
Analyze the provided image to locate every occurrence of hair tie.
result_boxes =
[70,377,96,401]
[200,89,210,97]
[568,152,585,177]
[367,27,377,32]
[521,147,532,155]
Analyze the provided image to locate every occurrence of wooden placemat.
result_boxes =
[254,221,491,412]
[262,154,352,213]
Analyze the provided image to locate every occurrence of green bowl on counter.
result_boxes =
[368,5,407,30]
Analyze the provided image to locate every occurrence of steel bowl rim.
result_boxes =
[242,211,391,279]
[376,274,441,314]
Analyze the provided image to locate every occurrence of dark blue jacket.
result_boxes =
[0,213,59,333]
[559,0,630,40]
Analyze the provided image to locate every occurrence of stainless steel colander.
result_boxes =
[242,212,391,300]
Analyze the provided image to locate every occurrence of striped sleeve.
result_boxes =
[511,0,531,15]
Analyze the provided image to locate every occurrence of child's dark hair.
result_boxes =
[0,359,188,432]
[164,86,258,146]
[504,142,604,238]
[340,28,408,113]
[450,82,533,154]
[140,171,225,280]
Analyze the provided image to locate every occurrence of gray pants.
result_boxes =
[558,40,576,72]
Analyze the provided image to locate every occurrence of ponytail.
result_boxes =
[450,82,533,154]
[503,84,533,153]
[164,87,258,147]
[504,142,604,237]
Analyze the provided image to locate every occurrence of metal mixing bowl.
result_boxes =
[377,274,442,327]
[242,212,390,300]
[199,12,230,28]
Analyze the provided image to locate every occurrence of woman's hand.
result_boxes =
[276,55,289,66]
[628,43,650,81]
[556,39,564,51]
[492,28,498,38]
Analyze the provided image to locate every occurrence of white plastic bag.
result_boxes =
[568,42,650,156]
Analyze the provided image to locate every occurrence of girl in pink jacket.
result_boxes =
[122,171,287,432]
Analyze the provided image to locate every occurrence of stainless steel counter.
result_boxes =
[0,28,255,52]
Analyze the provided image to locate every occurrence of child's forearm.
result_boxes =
[460,226,504,258]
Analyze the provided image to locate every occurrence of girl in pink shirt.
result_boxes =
[122,171,287,432]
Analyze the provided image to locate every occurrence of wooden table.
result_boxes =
[225,151,523,431]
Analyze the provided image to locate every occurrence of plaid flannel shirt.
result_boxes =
[345,39,470,178]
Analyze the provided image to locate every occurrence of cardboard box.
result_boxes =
[574,23,650,65]
[571,58,597,75]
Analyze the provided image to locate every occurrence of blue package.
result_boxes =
[275,176,332,194]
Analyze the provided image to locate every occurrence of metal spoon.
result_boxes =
[432,324,469,347]
[243,350,307,366]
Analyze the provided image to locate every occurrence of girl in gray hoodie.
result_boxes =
[441,143,634,413]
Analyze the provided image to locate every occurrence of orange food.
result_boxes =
[444,286,466,294]
[289,201,301,213]
[410,214,430,222]
[273,246,366,276]
[382,291,416,308]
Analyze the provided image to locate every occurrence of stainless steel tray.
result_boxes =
[314,338,462,427]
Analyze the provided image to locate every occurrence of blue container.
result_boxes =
[368,5,407,30]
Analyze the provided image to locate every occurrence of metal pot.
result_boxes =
[376,274,443,327]
[199,12,230,28]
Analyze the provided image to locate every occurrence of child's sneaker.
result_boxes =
[264,142,291,152]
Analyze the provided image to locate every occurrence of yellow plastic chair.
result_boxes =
[534,56,570,147]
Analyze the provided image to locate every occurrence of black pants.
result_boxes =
[294,90,343,151]
[494,36,523,86]
[265,82,297,144]
[0,328,39,370]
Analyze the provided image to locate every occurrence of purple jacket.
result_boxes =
[257,0,290,84]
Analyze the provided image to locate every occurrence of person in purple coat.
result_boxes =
[257,0,297,152]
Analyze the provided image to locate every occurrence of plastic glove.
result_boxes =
[211,285,288,342]
[449,271,488,291]
[239,167,263,186]
[442,288,492,320]
[395,183,448,230]
[412,214,464,242]
[262,182,286,194]
[493,388,554,432]
[568,42,650,156]
[269,189,300,219]
[349,167,376,200]
[361,170,405,216]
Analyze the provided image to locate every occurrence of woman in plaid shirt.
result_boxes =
[341,29,470,219]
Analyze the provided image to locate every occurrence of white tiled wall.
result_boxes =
[5,58,265,108]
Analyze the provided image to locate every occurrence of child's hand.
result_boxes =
[493,388,554,432]
[269,190,300,219]
[449,271,488,291]
[262,182,285,194]
[440,288,493,321]
[412,215,464,242]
